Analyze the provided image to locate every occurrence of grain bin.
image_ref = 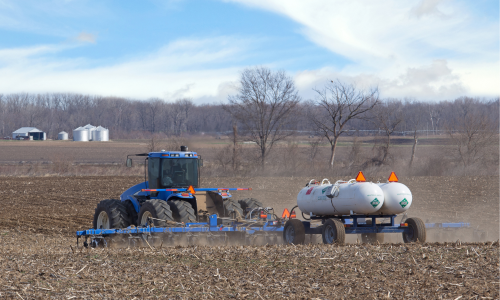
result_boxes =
[92,126,109,141]
[73,127,89,142]
[83,124,96,141]
[58,131,68,140]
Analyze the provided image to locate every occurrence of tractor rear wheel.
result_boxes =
[169,200,196,223]
[283,219,305,245]
[223,199,244,219]
[137,200,174,227]
[402,217,426,243]
[93,199,129,229]
[322,218,345,245]
[238,198,263,219]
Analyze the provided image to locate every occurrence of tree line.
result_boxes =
[0,67,498,173]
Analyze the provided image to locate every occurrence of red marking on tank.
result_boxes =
[305,187,314,195]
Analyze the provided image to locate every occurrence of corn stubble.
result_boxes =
[0,232,498,299]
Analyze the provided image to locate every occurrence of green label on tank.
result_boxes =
[400,198,409,208]
[370,198,380,208]
[322,188,327,194]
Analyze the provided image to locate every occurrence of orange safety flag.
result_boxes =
[282,208,290,218]
[355,171,366,182]
[187,185,196,194]
[388,172,399,182]
[290,211,296,218]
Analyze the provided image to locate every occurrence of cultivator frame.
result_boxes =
[77,213,284,248]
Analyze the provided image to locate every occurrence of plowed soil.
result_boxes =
[0,175,498,298]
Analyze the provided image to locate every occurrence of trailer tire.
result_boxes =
[169,200,196,223]
[238,198,263,219]
[322,218,345,245]
[223,199,244,219]
[123,200,138,226]
[137,200,174,227]
[361,220,384,243]
[403,217,426,243]
[283,219,305,245]
[93,199,129,229]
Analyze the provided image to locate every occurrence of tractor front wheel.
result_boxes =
[93,199,129,229]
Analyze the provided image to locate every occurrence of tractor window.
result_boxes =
[161,158,198,188]
[148,158,160,189]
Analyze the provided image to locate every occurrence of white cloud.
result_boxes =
[226,0,500,99]
[410,0,447,18]
[0,37,247,102]
[75,32,96,43]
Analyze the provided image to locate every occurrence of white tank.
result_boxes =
[58,131,68,140]
[297,179,385,216]
[376,182,412,214]
[92,126,109,141]
[73,127,89,142]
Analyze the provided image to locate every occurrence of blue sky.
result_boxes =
[0,0,498,102]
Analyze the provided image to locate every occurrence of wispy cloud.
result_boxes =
[0,36,249,102]
[225,0,499,99]
[75,32,96,43]
[410,0,448,18]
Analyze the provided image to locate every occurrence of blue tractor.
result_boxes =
[93,146,263,230]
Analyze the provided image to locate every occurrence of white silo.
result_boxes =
[93,126,109,141]
[73,127,89,142]
[83,124,96,141]
[58,131,68,140]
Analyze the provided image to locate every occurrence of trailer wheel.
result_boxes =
[238,198,263,219]
[93,199,129,229]
[402,217,426,243]
[223,199,244,219]
[283,219,305,245]
[137,200,174,227]
[123,200,138,226]
[322,218,345,245]
[361,220,384,243]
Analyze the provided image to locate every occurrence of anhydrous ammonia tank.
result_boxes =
[297,178,384,216]
[376,173,412,214]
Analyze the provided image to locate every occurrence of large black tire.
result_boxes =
[93,199,129,229]
[169,200,196,223]
[402,217,426,243]
[223,199,244,218]
[238,198,264,219]
[322,218,345,245]
[137,200,174,227]
[283,219,305,245]
[361,219,385,243]
[122,200,138,226]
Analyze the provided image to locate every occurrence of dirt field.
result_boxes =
[0,232,497,299]
[0,174,498,298]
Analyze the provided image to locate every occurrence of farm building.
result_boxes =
[12,127,46,140]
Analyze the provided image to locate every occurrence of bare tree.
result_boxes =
[308,80,379,169]
[445,97,498,174]
[403,101,426,167]
[231,124,239,171]
[370,100,403,165]
[225,67,301,169]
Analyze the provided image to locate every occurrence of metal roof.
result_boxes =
[12,127,44,134]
